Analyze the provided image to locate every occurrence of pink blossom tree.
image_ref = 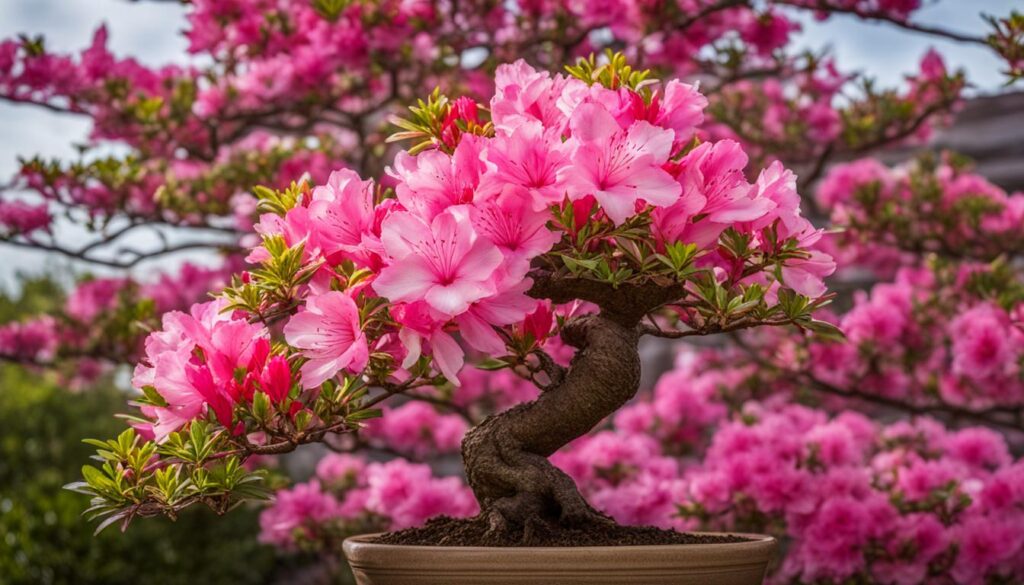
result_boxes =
[2,1,1023,582]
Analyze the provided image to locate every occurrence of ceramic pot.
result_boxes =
[343,532,777,585]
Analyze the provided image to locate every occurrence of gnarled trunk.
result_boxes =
[460,311,642,540]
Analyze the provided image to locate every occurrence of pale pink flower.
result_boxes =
[389,134,488,220]
[562,102,681,225]
[480,121,571,209]
[375,208,503,317]
[284,290,369,389]
[467,187,560,274]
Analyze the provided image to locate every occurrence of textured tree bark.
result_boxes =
[458,269,686,541]
[461,307,646,540]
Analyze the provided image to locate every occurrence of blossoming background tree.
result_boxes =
[2,0,1024,584]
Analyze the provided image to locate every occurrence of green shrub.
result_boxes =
[0,277,278,585]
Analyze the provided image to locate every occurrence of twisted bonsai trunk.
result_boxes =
[460,272,681,541]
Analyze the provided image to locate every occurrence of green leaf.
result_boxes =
[348,408,382,422]
[803,319,846,342]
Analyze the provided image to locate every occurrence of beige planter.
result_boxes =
[343,532,777,585]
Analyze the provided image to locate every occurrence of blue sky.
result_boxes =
[0,0,1019,289]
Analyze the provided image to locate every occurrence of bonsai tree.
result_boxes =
[68,54,841,541]
[1,0,1021,576]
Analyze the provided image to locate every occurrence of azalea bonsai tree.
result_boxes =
[66,54,840,541]
[3,0,1024,581]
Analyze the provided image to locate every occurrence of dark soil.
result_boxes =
[373,516,751,547]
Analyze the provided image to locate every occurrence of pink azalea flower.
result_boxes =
[467,186,560,274]
[364,402,468,457]
[390,301,466,384]
[952,517,1023,584]
[949,304,1018,381]
[490,59,582,134]
[781,249,836,298]
[0,200,51,235]
[748,161,808,237]
[684,140,774,222]
[259,480,342,549]
[562,102,681,225]
[363,460,478,529]
[454,276,536,354]
[633,79,707,147]
[375,208,503,317]
[308,168,380,262]
[316,453,366,488]
[134,300,268,440]
[65,277,128,321]
[283,290,369,389]
[480,121,571,209]
[388,134,488,220]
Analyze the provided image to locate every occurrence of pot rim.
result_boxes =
[344,532,778,582]
[343,531,776,552]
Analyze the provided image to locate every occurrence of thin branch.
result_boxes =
[0,237,239,269]
[779,1,989,47]
[638,317,796,338]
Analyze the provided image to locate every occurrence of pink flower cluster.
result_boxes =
[362,402,467,458]
[680,405,1024,585]
[131,299,290,441]
[0,316,57,363]
[547,350,1024,584]
[707,50,960,167]
[262,347,1024,584]
[0,26,201,155]
[818,155,1024,271]
[251,59,832,394]
[259,454,477,549]
[0,260,237,387]
[0,200,50,235]
[794,266,1024,411]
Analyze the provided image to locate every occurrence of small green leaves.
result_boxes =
[986,10,1024,83]
[312,0,350,21]
[222,235,321,317]
[801,319,846,343]
[252,391,272,424]
[254,181,309,216]
[70,421,275,533]
[565,50,655,94]
[656,242,699,277]
[388,88,493,154]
